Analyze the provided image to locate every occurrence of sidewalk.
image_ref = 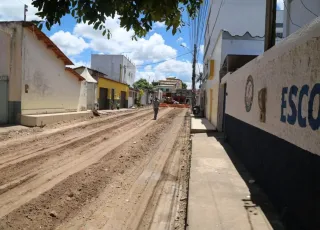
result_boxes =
[187,132,284,230]
[191,116,216,133]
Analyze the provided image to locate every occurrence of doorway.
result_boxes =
[111,89,115,103]
[99,88,108,110]
[120,91,126,108]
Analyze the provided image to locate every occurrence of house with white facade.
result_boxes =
[202,0,284,131]
[0,21,86,125]
[222,17,320,229]
[91,54,136,87]
[283,0,320,37]
[78,68,98,110]
[156,77,183,97]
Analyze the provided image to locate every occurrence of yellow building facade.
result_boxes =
[97,77,129,110]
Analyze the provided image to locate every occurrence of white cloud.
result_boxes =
[69,59,91,68]
[199,45,204,55]
[277,0,284,10]
[0,0,40,21]
[154,22,165,28]
[73,15,177,64]
[50,31,89,56]
[144,65,153,71]
[177,37,183,43]
[136,59,203,89]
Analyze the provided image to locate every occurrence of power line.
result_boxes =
[15,0,28,5]
[299,0,318,17]
[204,0,225,58]
[283,0,301,28]
[135,52,192,67]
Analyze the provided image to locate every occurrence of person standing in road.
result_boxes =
[153,97,160,120]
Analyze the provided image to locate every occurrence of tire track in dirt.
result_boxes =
[0,109,152,167]
[0,108,173,226]
[139,111,191,230]
[56,109,188,230]
[0,109,155,187]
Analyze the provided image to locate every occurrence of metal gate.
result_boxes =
[0,75,8,124]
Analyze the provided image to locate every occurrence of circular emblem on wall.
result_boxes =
[245,75,254,112]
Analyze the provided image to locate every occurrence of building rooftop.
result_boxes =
[0,21,74,66]
[65,67,85,81]
[73,66,129,86]
[73,66,108,77]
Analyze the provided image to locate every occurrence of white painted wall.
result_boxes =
[283,0,320,37]
[91,55,122,82]
[128,97,134,108]
[204,0,265,64]
[91,54,136,86]
[22,29,84,114]
[0,23,23,103]
[225,17,320,155]
[204,28,283,131]
[140,92,147,105]
[122,56,136,86]
[205,32,222,129]
[157,85,176,93]
[86,83,97,110]
[221,34,265,64]
[78,81,87,111]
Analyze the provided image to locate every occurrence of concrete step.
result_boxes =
[191,117,216,133]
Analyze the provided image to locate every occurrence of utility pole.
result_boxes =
[24,5,28,21]
[264,0,277,51]
[192,43,197,108]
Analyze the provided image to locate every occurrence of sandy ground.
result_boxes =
[0,108,191,230]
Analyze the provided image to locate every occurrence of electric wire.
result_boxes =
[299,0,318,17]
[135,52,192,67]
[283,0,302,28]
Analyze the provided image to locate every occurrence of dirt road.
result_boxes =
[0,108,191,230]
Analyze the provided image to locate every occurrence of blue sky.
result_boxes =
[0,0,284,87]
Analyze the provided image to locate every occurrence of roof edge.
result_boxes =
[22,22,73,66]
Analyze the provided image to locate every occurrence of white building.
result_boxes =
[78,68,98,110]
[203,0,266,70]
[91,54,136,87]
[203,0,266,130]
[223,17,320,229]
[0,21,86,125]
[283,0,320,37]
[202,0,284,130]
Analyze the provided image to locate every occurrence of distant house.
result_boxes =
[77,68,98,110]
[0,21,86,125]
[128,88,139,108]
[173,89,192,104]
[156,77,183,97]
[91,54,136,87]
[74,66,129,110]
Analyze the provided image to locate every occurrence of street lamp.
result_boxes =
[180,44,191,52]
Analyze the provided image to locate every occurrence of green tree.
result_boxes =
[151,81,159,86]
[31,0,202,39]
[133,78,153,90]
[182,82,187,89]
